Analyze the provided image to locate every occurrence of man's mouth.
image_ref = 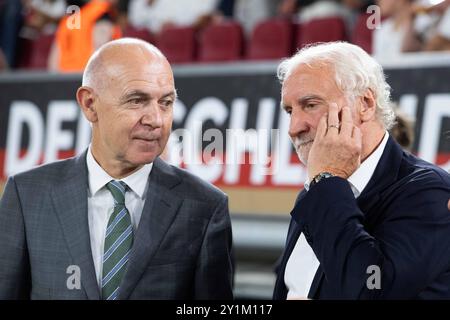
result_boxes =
[296,139,314,148]
[133,136,160,142]
[292,139,313,153]
[298,139,313,146]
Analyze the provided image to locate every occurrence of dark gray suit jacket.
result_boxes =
[0,150,234,299]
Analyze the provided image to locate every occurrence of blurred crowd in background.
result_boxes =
[0,0,450,72]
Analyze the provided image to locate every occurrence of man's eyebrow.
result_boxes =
[280,94,325,110]
[160,90,177,100]
[121,90,151,102]
[298,95,325,105]
[120,90,177,103]
[280,102,289,110]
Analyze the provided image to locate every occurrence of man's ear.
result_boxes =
[76,86,98,123]
[358,89,377,123]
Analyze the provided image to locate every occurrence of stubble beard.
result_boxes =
[291,135,315,166]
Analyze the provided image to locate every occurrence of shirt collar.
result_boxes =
[86,145,153,199]
[304,131,389,198]
[348,131,389,197]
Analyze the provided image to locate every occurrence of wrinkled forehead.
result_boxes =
[109,57,173,82]
[284,61,335,84]
[282,63,334,93]
[98,58,174,95]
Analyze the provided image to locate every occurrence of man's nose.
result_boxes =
[288,108,309,138]
[141,101,163,128]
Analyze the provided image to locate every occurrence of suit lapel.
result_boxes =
[118,158,182,299]
[357,136,403,216]
[308,267,324,299]
[51,150,100,300]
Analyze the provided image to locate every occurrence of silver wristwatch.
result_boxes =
[310,172,335,187]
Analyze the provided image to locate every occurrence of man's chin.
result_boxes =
[295,147,310,166]
[297,154,308,166]
[127,151,160,166]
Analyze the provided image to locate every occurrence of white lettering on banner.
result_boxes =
[418,94,450,168]
[44,101,78,163]
[5,101,44,176]
[173,99,187,124]
[272,111,307,185]
[75,113,91,155]
[250,98,277,185]
[398,94,418,121]
[183,97,228,181]
[224,98,249,184]
[4,100,91,177]
[3,93,448,185]
[167,100,187,166]
[224,99,278,184]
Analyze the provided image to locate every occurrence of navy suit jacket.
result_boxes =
[273,136,450,299]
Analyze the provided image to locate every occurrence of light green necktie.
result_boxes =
[101,180,133,300]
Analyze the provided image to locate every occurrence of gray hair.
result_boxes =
[277,42,395,130]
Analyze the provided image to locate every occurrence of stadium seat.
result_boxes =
[198,21,244,62]
[24,34,55,70]
[15,37,34,69]
[351,13,373,54]
[247,18,294,60]
[296,17,347,49]
[156,26,196,64]
[122,26,155,44]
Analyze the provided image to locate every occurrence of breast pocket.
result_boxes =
[150,217,208,265]
[150,246,196,266]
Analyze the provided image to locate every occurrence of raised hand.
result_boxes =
[307,103,362,181]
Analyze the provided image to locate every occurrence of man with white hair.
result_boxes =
[273,41,450,299]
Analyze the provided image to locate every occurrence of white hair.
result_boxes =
[277,42,395,130]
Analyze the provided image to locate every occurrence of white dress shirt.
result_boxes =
[86,146,153,287]
[285,131,389,299]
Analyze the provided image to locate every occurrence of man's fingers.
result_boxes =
[327,102,340,135]
[352,125,362,148]
[340,106,353,137]
[316,113,328,138]
[447,199,450,211]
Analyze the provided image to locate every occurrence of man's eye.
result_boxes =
[284,108,292,115]
[129,98,143,105]
[161,100,173,108]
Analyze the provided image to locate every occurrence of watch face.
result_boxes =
[311,172,335,187]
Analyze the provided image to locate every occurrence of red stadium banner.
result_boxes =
[0,60,449,215]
